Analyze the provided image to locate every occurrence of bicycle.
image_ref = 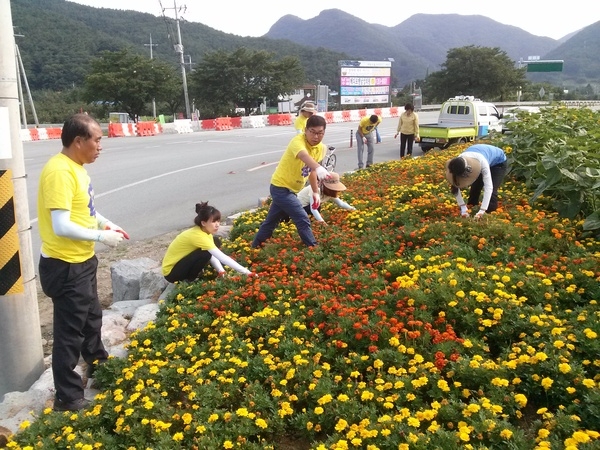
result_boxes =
[321,146,336,172]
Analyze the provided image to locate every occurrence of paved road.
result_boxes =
[23,112,438,261]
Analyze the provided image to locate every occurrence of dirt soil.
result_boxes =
[37,229,182,357]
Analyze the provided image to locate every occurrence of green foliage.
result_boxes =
[496,106,600,232]
[188,47,305,118]
[83,49,180,121]
[424,46,528,102]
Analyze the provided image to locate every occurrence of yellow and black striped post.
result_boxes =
[0,169,23,295]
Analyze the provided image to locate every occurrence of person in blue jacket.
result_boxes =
[445,144,507,219]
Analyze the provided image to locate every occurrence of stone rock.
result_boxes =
[126,303,160,331]
[111,258,159,302]
[139,267,168,301]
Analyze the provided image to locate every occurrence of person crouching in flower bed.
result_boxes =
[445,144,507,220]
[162,202,252,282]
[296,172,356,225]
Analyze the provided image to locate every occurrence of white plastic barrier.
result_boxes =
[349,110,361,122]
[380,108,392,119]
[20,129,32,141]
[332,111,344,123]
[241,116,266,128]
[37,128,49,140]
[175,119,193,133]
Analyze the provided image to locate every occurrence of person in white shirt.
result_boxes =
[296,172,356,224]
[445,144,508,219]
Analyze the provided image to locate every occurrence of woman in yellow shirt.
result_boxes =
[162,202,252,282]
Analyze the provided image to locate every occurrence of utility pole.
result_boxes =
[163,1,191,119]
[144,34,158,118]
[15,43,38,127]
[0,0,44,398]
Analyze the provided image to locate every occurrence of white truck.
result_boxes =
[418,96,503,152]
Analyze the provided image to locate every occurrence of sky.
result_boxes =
[67,0,597,40]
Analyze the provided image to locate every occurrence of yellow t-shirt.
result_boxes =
[271,134,326,193]
[358,116,381,135]
[162,226,216,276]
[294,115,308,133]
[38,153,98,263]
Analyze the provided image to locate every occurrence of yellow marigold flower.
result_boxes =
[173,432,184,441]
[500,429,513,439]
[541,378,553,390]
[456,290,466,298]
[335,419,348,432]
[514,394,527,408]
[223,441,234,449]
[558,363,571,374]
[314,407,324,415]
[208,413,219,422]
[255,418,268,429]
[584,328,598,339]
[19,420,31,430]
[582,379,596,388]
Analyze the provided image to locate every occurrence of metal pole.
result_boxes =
[145,34,157,118]
[173,2,191,119]
[15,44,38,127]
[14,45,27,128]
[0,0,44,398]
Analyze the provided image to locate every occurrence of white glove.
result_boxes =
[314,165,330,180]
[460,205,469,217]
[98,230,124,247]
[312,192,321,210]
[105,222,130,240]
[475,210,486,220]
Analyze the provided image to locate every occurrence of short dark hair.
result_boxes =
[61,114,98,147]
[306,114,326,129]
[194,202,221,227]
[369,115,379,123]
[404,103,414,111]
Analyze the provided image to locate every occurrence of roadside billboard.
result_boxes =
[338,60,392,106]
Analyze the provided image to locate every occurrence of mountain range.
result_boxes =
[9,0,600,91]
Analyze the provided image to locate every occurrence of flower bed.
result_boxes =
[9,146,600,449]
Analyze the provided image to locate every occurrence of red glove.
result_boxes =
[312,193,321,210]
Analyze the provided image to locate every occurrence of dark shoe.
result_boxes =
[366,164,372,168]
[54,397,91,412]
[86,359,107,379]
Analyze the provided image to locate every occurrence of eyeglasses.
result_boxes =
[306,128,325,137]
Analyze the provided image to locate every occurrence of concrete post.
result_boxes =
[0,0,44,398]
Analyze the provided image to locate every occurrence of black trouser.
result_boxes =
[467,161,508,212]
[165,237,222,282]
[400,133,414,157]
[39,255,108,403]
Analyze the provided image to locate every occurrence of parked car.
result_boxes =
[500,106,540,133]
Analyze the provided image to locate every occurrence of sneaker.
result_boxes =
[86,359,107,379]
[54,397,91,412]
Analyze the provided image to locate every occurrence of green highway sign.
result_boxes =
[526,60,564,72]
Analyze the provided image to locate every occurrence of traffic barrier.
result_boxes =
[47,127,62,139]
[268,113,292,126]
[241,116,265,128]
[349,110,360,122]
[174,119,193,133]
[230,117,242,128]
[389,107,399,117]
[332,111,344,123]
[37,128,49,140]
[154,123,163,134]
[201,119,216,130]
[324,112,334,123]
[29,128,39,141]
[124,124,135,136]
[135,121,155,137]
[358,109,367,118]
[215,117,232,131]
[20,129,31,142]
[342,111,351,122]
[108,123,125,138]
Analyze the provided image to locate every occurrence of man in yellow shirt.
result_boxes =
[38,114,128,411]
[356,114,381,169]
[252,115,331,247]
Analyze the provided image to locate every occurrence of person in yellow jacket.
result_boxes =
[294,101,316,134]
[355,114,381,169]
[394,103,419,158]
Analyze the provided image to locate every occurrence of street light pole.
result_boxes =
[173,2,190,119]
[144,34,158,118]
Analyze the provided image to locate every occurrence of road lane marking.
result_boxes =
[247,161,278,172]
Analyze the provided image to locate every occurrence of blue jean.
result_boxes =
[252,184,317,247]
[356,131,374,168]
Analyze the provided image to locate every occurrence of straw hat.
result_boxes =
[445,156,482,189]
[300,101,317,113]
[322,172,347,191]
